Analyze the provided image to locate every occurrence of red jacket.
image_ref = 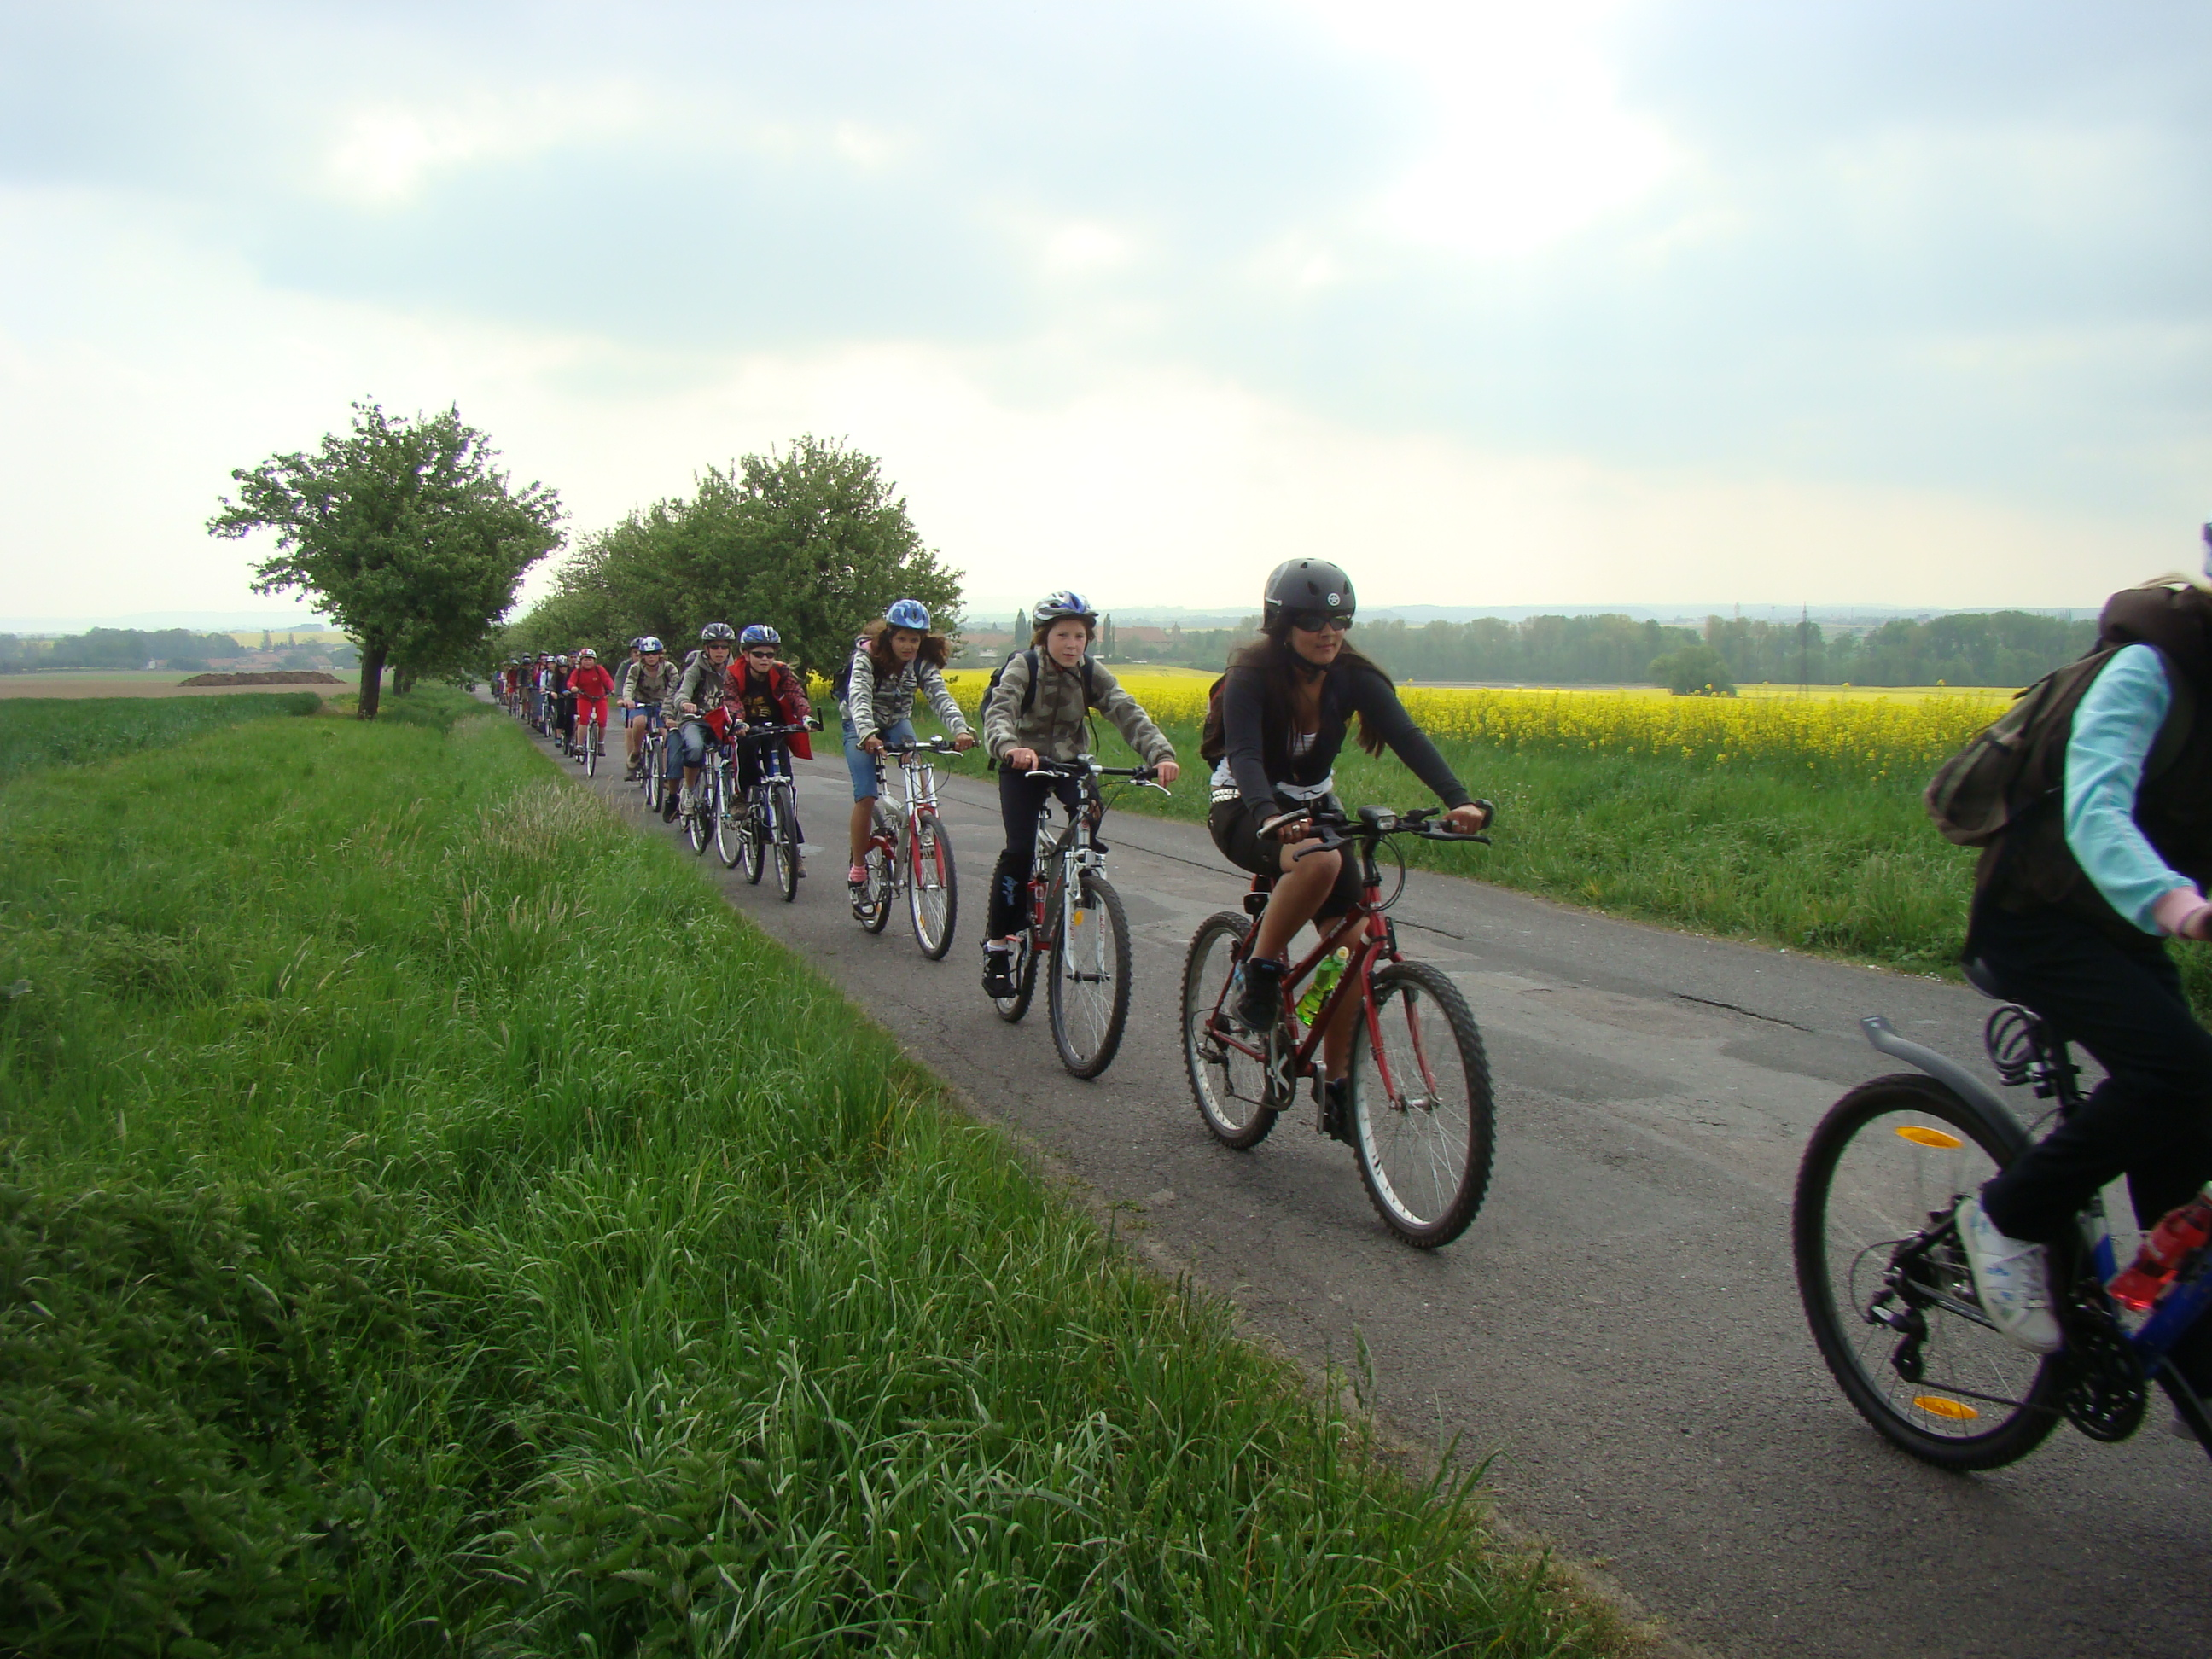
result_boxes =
[568,664,615,699]
[712,660,812,759]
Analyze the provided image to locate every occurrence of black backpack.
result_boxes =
[830,636,870,706]
[1925,644,2195,847]
[985,649,1100,715]
[1198,674,1229,767]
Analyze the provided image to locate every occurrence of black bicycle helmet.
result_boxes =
[1261,559,1356,631]
[700,622,737,645]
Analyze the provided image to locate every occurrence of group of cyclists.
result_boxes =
[490,539,2212,1424]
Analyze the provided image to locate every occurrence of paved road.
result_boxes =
[539,721,2208,1657]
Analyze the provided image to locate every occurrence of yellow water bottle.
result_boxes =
[1295,948,1349,1026]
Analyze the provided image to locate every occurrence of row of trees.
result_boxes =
[0,628,247,673]
[1337,609,2097,690]
[504,436,961,681]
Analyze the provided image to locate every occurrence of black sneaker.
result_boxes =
[982,949,1017,999]
[661,792,680,823]
[1233,956,1286,1033]
[1320,1076,1356,1145]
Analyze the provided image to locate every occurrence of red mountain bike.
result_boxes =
[1180,803,1495,1247]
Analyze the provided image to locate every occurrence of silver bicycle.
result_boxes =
[992,754,1163,1079]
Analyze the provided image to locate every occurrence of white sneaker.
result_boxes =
[679,785,697,815]
[1955,1197,2064,1355]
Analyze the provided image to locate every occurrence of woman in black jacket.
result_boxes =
[1209,559,1490,1109]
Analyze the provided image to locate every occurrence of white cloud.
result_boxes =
[322,84,649,204]
[1301,0,1680,257]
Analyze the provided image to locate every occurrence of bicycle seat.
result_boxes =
[1244,873,1273,917]
[1962,956,2008,1001]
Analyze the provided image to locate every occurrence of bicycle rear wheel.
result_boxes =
[1795,1075,2063,1470]
[687,773,713,855]
[1349,961,1493,1247]
[858,804,897,932]
[738,788,765,883]
[992,918,1039,1023]
[1049,871,1132,1078]
[906,808,957,959]
[714,769,744,867]
[1181,911,1277,1149]
[772,783,800,902]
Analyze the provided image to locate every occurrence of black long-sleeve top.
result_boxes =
[1220,655,1472,816]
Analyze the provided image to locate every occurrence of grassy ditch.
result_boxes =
[0,704,1610,1656]
[0,691,322,784]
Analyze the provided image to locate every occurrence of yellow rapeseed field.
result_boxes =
[936,668,2006,783]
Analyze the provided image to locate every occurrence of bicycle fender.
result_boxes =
[1859,1016,2031,1158]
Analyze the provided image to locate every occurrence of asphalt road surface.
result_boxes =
[537,719,2209,1658]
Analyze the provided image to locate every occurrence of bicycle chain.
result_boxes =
[2057,1272,2147,1443]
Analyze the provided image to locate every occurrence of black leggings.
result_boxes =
[1974,902,2212,1244]
[988,768,1083,938]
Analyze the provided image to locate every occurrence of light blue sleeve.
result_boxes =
[2063,643,2192,933]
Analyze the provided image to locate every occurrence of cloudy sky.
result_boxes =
[3,0,2207,622]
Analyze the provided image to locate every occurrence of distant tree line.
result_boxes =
[1318,610,2096,689]
[507,436,960,680]
[0,628,248,673]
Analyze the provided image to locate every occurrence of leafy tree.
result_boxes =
[1650,643,1738,696]
[512,436,960,680]
[208,402,563,718]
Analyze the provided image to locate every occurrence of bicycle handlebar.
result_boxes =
[1025,754,1161,782]
[883,736,969,759]
[1278,800,1495,859]
[725,719,819,739]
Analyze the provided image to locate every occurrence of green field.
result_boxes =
[0,691,1611,1656]
[904,703,2212,1015]
[0,692,323,784]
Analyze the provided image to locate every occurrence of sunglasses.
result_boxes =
[1289,612,1353,633]
[746,646,777,656]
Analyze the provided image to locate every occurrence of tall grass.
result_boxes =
[0,707,1608,1656]
[0,692,321,783]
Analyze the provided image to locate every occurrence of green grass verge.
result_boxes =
[0,705,1611,1656]
[0,693,321,784]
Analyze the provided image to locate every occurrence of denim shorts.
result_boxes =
[843,717,914,800]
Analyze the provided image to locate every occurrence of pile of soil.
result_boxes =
[178,671,342,686]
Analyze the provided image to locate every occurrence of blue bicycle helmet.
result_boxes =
[1032,590,1096,628]
[637,636,664,655]
[739,624,781,648]
[885,598,932,632]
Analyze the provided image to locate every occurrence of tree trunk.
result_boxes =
[358,641,387,719]
[393,662,416,696]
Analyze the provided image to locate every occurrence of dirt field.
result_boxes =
[0,671,361,699]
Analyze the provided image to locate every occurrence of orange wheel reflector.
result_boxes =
[1895,1125,1965,1150]
[1912,1395,1980,1422]
[1071,911,1086,927]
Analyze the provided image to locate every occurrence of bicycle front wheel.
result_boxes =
[1048,871,1132,1078]
[1795,1075,2063,1470]
[585,726,598,777]
[1181,911,1276,1149]
[772,783,800,902]
[906,808,957,959]
[1349,961,1493,1248]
